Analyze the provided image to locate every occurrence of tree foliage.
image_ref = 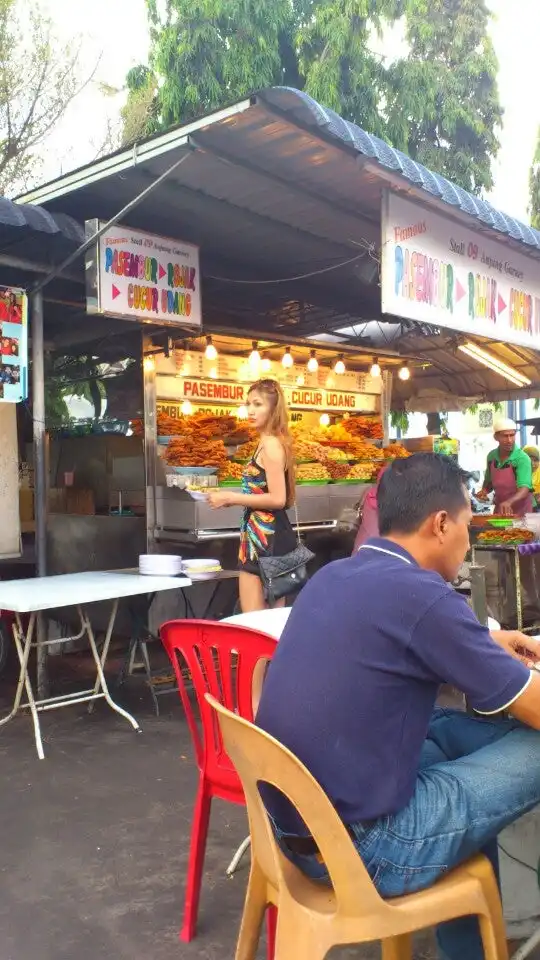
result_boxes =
[0,0,96,195]
[387,0,502,194]
[529,126,540,230]
[124,0,502,195]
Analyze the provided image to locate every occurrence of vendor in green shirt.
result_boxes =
[478,417,533,516]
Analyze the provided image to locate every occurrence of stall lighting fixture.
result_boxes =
[334,356,346,375]
[326,373,335,389]
[370,358,381,378]
[249,341,261,369]
[319,413,330,427]
[237,405,248,420]
[143,356,155,373]
[296,374,305,386]
[307,350,319,374]
[398,364,411,381]
[181,400,193,415]
[261,354,272,373]
[282,347,294,369]
[458,341,531,387]
[205,336,218,361]
[209,366,218,379]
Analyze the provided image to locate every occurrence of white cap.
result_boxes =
[493,417,517,435]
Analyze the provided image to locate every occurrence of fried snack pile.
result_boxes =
[296,462,331,482]
[382,443,410,459]
[347,462,378,481]
[165,437,228,468]
[218,461,244,481]
[477,528,534,545]
[344,416,383,440]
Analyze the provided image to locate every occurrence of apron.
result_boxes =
[490,459,533,517]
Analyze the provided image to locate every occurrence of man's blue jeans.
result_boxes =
[274,708,540,960]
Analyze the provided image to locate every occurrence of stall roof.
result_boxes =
[17,86,540,406]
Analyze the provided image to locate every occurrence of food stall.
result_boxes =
[142,336,411,569]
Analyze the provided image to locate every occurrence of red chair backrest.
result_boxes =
[160,620,277,800]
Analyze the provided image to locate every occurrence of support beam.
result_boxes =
[31,291,49,698]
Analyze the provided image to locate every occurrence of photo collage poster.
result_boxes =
[0,287,28,402]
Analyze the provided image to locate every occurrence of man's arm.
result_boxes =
[505,671,540,729]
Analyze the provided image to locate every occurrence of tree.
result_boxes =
[0,0,96,195]
[386,0,502,194]
[529,127,540,230]
[126,0,501,196]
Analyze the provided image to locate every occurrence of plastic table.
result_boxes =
[223,606,291,640]
[0,570,191,759]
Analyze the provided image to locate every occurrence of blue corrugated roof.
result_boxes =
[261,87,540,254]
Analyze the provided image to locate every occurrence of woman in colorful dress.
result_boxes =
[207,379,297,612]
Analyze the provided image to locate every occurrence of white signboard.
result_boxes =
[381,192,540,349]
[155,350,381,413]
[86,222,201,329]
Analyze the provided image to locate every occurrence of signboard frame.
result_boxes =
[85,219,202,330]
[381,190,540,351]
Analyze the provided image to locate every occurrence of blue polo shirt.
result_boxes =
[256,538,531,834]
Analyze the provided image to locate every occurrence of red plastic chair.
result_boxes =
[160,619,278,952]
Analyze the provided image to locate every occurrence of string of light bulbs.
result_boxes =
[180,338,412,382]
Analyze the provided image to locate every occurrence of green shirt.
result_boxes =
[484,446,533,491]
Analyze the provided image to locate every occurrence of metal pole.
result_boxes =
[31,291,49,697]
[31,149,195,295]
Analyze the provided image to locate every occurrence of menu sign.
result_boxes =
[158,377,378,413]
[0,287,28,402]
[85,221,201,329]
[381,191,540,349]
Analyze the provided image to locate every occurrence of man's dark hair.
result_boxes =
[378,453,468,536]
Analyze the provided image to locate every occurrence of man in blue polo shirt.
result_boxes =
[256,454,540,960]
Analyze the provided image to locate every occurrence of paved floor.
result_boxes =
[0,651,438,960]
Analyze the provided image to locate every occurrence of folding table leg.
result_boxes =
[0,613,45,760]
[79,603,141,732]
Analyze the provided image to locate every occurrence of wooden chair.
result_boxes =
[206,694,508,960]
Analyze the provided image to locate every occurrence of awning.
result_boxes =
[16,87,540,404]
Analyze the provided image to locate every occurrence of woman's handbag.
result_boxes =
[258,502,315,605]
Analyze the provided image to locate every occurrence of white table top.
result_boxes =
[0,570,192,613]
[223,607,291,640]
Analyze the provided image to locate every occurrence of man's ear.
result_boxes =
[431,510,448,543]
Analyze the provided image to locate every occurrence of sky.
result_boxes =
[37,0,540,225]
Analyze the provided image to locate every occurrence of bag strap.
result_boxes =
[294,498,301,546]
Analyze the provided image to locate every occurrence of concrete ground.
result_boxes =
[0,647,438,960]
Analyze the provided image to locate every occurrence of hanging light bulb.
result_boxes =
[181,400,193,415]
[261,354,272,373]
[237,405,248,420]
[370,358,381,378]
[398,363,411,381]
[319,413,330,427]
[282,347,294,369]
[205,335,218,361]
[334,355,346,375]
[249,341,261,370]
[326,372,335,389]
[209,366,218,379]
[143,356,155,373]
[307,350,318,373]
[296,374,305,386]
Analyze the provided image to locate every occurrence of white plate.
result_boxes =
[139,554,182,564]
[186,489,208,502]
[183,558,220,571]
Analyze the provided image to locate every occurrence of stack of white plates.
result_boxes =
[139,554,183,577]
[182,558,222,580]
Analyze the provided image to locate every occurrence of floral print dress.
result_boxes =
[238,454,296,576]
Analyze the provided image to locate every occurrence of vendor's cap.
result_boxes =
[493,417,517,434]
